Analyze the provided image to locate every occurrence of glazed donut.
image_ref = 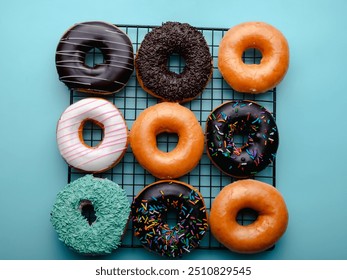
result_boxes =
[205,100,279,178]
[135,22,213,103]
[209,179,288,254]
[50,175,130,255]
[56,21,134,95]
[129,102,204,179]
[218,21,289,93]
[56,98,128,173]
[131,180,208,257]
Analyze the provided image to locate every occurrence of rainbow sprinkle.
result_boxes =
[131,181,208,258]
[206,100,279,177]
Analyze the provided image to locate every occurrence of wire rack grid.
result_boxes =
[67,24,277,250]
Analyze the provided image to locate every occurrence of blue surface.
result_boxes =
[1,0,347,260]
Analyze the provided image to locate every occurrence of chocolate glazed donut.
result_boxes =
[135,22,213,103]
[206,100,279,178]
[56,21,134,94]
[131,180,208,258]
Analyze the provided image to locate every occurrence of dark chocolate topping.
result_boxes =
[135,22,212,102]
[131,180,208,258]
[206,100,279,178]
[56,21,134,94]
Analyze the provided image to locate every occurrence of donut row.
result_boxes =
[56,21,289,101]
[56,99,278,178]
[51,175,288,256]
[51,20,290,258]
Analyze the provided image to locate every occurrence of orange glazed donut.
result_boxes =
[129,102,204,179]
[218,22,289,93]
[210,179,288,254]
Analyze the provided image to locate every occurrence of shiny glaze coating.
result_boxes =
[56,21,134,94]
[135,22,213,103]
[210,179,288,254]
[206,100,279,178]
[218,21,289,93]
[129,102,204,179]
[131,180,208,257]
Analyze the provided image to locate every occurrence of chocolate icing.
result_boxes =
[56,21,134,94]
[206,100,279,178]
[131,180,208,258]
[135,22,213,102]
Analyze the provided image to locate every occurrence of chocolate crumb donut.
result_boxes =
[135,22,213,103]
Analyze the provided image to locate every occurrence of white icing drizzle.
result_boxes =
[58,80,91,86]
[56,98,128,172]
[56,51,134,66]
[63,37,132,47]
[58,40,133,50]
[79,22,127,35]
[70,28,128,40]
[56,64,133,71]
[59,75,126,85]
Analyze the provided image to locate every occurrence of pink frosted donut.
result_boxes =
[56,98,128,173]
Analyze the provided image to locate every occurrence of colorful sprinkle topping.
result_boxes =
[131,180,208,258]
[206,100,279,178]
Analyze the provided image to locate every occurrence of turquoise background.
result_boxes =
[1,0,347,260]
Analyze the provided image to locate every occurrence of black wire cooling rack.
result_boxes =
[67,24,277,250]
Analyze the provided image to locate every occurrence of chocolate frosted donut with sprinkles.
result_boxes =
[206,100,279,178]
[56,21,134,95]
[131,180,208,258]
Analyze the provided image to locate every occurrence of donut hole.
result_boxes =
[81,119,104,148]
[79,200,97,225]
[167,52,186,74]
[163,208,179,230]
[232,133,248,149]
[85,47,105,68]
[156,132,179,152]
[242,48,263,65]
[236,208,258,226]
[228,129,252,154]
[224,117,254,151]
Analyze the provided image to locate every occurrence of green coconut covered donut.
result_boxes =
[50,175,130,255]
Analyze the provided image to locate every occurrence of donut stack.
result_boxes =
[50,20,290,257]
